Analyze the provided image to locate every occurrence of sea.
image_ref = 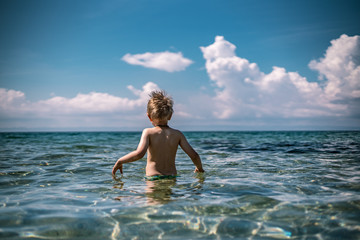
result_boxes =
[0,131,359,239]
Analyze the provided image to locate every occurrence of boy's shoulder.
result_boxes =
[142,127,183,135]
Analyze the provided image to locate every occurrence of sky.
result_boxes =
[0,0,360,131]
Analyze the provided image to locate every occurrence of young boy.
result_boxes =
[112,90,204,180]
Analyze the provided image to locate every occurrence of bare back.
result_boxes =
[112,125,203,177]
[145,127,182,176]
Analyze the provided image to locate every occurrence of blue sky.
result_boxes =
[0,0,359,131]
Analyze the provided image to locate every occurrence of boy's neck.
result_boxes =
[152,119,169,127]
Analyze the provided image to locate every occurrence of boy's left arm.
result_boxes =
[179,132,204,173]
[112,129,150,176]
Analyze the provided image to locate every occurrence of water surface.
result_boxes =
[0,131,359,239]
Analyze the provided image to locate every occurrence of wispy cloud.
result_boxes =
[122,51,193,72]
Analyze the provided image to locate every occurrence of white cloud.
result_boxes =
[309,34,360,99]
[0,88,27,117]
[122,51,193,72]
[200,35,357,120]
[0,82,159,118]
[0,88,26,108]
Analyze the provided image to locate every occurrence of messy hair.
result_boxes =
[147,90,174,120]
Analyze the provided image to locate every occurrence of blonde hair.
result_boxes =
[147,90,173,120]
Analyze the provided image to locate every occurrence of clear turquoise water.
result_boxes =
[0,131,359,239]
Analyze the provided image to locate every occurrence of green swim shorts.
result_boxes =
[144,175,178,181]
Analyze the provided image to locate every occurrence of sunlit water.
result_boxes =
[0,131,359,239]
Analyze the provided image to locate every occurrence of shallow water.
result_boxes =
[0,131,359,239]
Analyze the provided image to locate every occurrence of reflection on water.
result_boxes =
[0,131,359,239]
[145,179,177,205]
[145,173,205,205]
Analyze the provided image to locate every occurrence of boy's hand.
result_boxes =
[194,167,204,173]
[112,163,123,176]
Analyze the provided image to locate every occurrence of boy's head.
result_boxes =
[147,90,173,121]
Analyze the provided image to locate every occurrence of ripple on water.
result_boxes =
[18,216,116,240]
[1,131,359,239]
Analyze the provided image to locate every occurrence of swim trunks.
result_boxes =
[144,175,177,181]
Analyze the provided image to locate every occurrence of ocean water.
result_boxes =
[0,131,359,239]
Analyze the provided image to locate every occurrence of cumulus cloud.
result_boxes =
[0,82,159,118]
[200,35,358,120]
[309,34,360,100]
[0,88,27,117]
[122,51,193,72]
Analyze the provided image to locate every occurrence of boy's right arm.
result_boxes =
[179,132,204,173]
[112,129,150,176]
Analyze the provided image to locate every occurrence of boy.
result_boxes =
[112,90,204,180]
